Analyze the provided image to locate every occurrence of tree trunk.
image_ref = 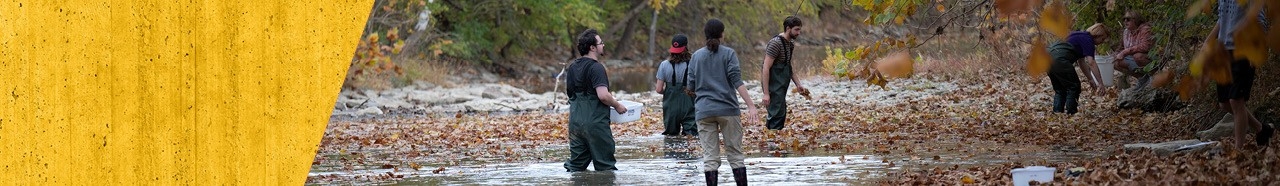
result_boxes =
[613,13,639,60]
[649,9,659,65]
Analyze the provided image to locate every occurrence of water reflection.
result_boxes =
[662,136,699,160]
[569,171,617,186]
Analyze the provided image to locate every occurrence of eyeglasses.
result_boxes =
[597,42,605,46]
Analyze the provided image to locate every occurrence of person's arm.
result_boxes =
[655,79,665,93]
[761,39,778,105]
[685,58,697,96]
[654,62,667,94]
[791,74,804,91]
[1207,23,1220,46]
[728,53,759,124]
[1079,57,1104,91]
[737,84,759,125]
[596,86,625,114]
[589,63,626,114]
[1118,25,1154,57]
[761,55,774,105]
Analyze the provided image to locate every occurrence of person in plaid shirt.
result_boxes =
[1111,11,1153,88]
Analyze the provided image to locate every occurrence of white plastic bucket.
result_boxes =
[610,100,644,123]
[1011,166,1056,186]
[1094,56,1115,86]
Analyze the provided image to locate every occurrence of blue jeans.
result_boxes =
[1124,56,1138,71]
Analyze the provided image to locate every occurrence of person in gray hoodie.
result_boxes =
[686,19,760,186]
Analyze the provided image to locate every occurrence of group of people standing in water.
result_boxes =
[562,16,806,185]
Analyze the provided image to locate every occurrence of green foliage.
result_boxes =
[852,0,925,25]
[431,0,604,63]
[1067,0,1214,60]
[695,0,835,45]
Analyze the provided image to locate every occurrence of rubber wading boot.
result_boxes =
[732,167,747,186]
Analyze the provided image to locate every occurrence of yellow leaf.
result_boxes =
[936,4,946,12]
[876,51,914,78]
[894,15,906,25]
[1027,38,1052,78]
[873,42,882,54]
[1186,0,1215,20]
[1039,0,1072,39]
[392,40,406,54]
[1190,32,1234,84]
[387,27,400,41]
[961,174,976,184]
[867,72,888,89]
[1232,3,1267,67]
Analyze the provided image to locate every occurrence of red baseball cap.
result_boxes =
[668,34,688,53]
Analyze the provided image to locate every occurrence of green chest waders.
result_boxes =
[766,36,794,130]
[563,92,618,171]
[662,63,697,136]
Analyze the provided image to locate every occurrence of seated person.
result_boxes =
[1112,11,1154,88]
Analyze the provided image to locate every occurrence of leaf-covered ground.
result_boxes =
[308,67,1279,185]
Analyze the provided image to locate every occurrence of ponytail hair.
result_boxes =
[704,19,725,53]
[706,38,721,53]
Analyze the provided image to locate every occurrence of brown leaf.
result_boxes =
[1151,70,1174,88]
[875,51,915,78]
[1174,75,1202,101]
[995,0,1042,16]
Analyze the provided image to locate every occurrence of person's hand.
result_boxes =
[746,106,760,125]
[684,88,695,97]
[762,96,771,106]
[615,105,628,114]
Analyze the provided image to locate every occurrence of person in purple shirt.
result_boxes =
[1045,23,1107,114]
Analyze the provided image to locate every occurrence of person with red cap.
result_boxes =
[655,34,697,137]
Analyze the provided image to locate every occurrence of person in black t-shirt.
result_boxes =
[563,29,627,172]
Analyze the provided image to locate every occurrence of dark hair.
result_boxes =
[576,29,600,56]
[783,16,803,29]
[704,19,725,53]
[669,50,691,64]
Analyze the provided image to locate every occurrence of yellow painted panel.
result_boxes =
[0,0,372,184]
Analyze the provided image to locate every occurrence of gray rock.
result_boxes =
[356,107,384,116]
[1123,139,1213,156]
[368,97,412,109]
[1117,87,1184,112]
[1197,114,1246,140]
